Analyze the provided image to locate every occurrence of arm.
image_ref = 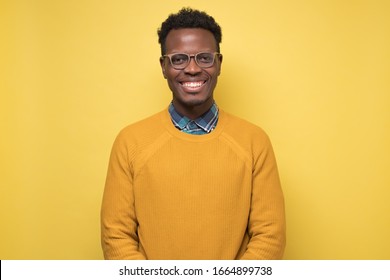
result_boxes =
[100,132,146,260]
[240,135,286,260]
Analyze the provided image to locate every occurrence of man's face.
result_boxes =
[160,28,222,116]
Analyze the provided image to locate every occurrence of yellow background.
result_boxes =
[1,0,389,259]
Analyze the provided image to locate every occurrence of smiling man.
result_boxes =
[101,8,286,260]
[161,28,221,120]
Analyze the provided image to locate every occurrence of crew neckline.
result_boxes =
[161,106,227,142]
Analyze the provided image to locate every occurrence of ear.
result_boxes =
[160,57,167,79]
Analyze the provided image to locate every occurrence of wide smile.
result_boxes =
[180,80,207,91]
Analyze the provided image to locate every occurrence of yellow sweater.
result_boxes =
[101,108,286,260]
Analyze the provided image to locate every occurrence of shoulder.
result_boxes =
[113,110,168,147]
[219,109,276,161]
[221,110,270,143]
[219,110,277,164]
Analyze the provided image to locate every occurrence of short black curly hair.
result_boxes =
[157,7,222,55]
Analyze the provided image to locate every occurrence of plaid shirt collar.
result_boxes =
[168,102,219,135]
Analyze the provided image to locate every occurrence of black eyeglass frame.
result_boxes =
[161,52,221,70]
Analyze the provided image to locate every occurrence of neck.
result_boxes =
[172,99,214,120]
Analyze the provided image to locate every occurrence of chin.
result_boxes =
[180,94,213,107]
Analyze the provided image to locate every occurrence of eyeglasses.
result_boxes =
[162,52,221,70]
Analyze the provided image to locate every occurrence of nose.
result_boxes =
[184,56,202,74]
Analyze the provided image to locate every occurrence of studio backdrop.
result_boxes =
[1,0,389,259]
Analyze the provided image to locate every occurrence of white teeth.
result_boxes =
[182,81,204,88]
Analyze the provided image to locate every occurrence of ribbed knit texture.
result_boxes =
[101,108,286,260]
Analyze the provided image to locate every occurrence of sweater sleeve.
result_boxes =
[100,131,146,260]
[240,134,286,260]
